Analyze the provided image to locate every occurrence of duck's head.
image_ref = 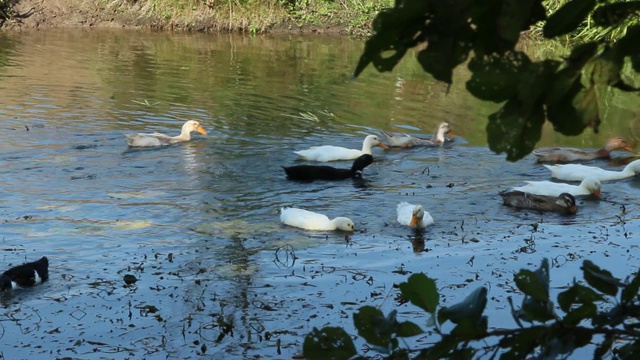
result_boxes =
[624,159,640,175]
[409,205,425,227]
[334,217,356,231]
[183,120,208,135]
[582,178,601,197]
[605,137,634,152]
[351,154,374,172]
[556,193,577,214]
[364,135,389,149]
[435,122,453,141]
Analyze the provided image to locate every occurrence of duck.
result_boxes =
[511,178,601,197]
[293,135,388,162]
[397,202,434,229]
[280,207,355,231]
[533,137,634,163]
[381,122,452,148]
[544,159,640,182]
[500,191,577,215]
[283,154,374,181]
[125,120,207,147]
[0,256,49,292]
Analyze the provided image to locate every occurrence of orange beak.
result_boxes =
[378,142,389,149]
[446,130,454,138]
[623,145,634,152]
[196,126,208,135]
[592,189,601,197]
[409,214,419,227]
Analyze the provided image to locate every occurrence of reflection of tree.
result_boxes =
[0,33,18,69]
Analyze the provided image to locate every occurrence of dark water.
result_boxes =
[0,29,639,359]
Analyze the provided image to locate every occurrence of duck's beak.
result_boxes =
[409,214,419,227]
[623,145,634,152]
[378,142,389,149]
[196,126,208,135]
[592,189,601,197]
[446,130,454,138]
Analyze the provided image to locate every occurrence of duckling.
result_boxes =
[381,122,452,148]
[280,207,355,231]
[294,135,388,162]
[125,120,207,147]
[500,191,577,215]
[0,256,49,292]
[533,137,634,163]
[283,154,373,182]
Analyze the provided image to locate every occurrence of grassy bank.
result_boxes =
[1,0,391,33]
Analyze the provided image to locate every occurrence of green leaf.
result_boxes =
[417,32,473,84]
[622,271,640,304]
[396,321,424,338]
[486,98,544,161]
[467,51,531,102]
[547,81,598,136]
[398,273,439,314]
[498,0,545,44]
[543,0,597,38]
[438,287,487,325]
[352,306,395,350]
[563,303,597,325]
[593,1,640,27]
[557,283,603,312]
[582,260,620,296]
[517,60,561,114]
[353,3,430,78]
[303,327,357,360]
[585,48,622,86]
[499,326,546,359]
[514,270,549,302]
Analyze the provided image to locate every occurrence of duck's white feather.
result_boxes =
[125,120,207,147]
[544,160,640,182]
[397,202,434,229]
[294,135,386,162]
[511,178,601,197]
[280,207,355,231]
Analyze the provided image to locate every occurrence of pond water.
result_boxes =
[0,29,639,359]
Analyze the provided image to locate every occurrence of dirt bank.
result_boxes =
[1,0,353,34]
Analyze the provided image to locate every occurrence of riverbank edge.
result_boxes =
[0,0,388,35]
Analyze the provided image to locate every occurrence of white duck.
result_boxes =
[511,178,601,197]
[382,122,452,148]
[544,159,640,182]
[397,202,434,229]
[280,207,355,231]
[125,120,207,147]
[293,134,388,162]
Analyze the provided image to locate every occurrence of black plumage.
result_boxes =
[0,256,49,291]
[283,154,374,181]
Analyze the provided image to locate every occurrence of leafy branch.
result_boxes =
[303,259,640,359]
[352,0,640,161]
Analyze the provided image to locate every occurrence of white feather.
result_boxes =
[511,178,601,197]
[544,160,640,182]
[280,207,355,231]
[294,135,386,162]
[396,202,434,229]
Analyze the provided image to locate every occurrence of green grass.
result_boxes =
[97,0,392,34]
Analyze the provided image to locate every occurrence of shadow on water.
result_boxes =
[0,29,638,359]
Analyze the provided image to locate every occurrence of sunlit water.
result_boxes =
[0,29,639,359]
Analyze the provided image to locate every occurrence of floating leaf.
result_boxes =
[303,327,357,360]
[543,0,597,38]
[398,273,439,314]
[582,261,620,296]
[123,274,137,285]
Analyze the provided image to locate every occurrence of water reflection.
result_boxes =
[0,29,638,359]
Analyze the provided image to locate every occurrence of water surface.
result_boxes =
[0,29,639,359]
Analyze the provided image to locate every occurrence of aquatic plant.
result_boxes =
[303,258,640,359]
